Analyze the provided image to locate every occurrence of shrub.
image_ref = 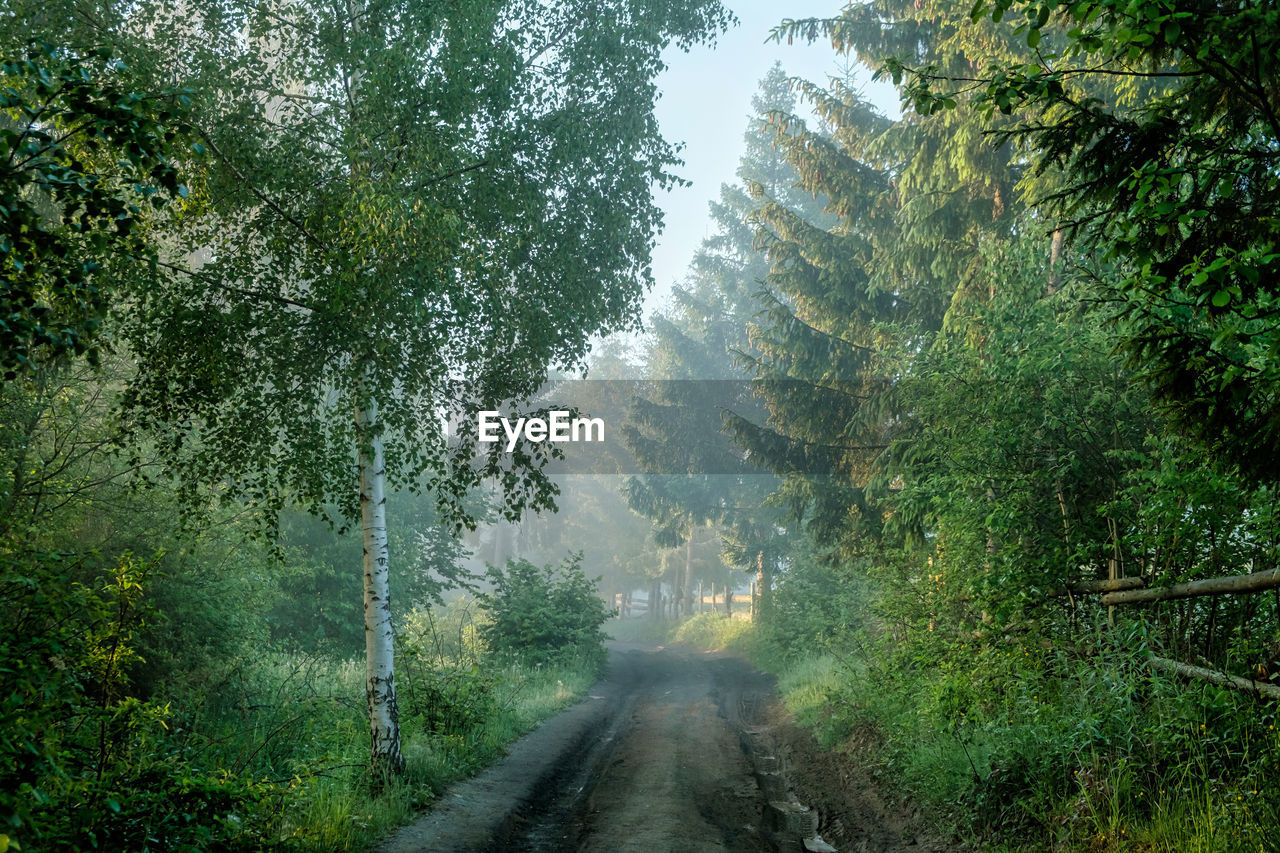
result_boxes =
[401,663,498,738]
[478,555,612,667]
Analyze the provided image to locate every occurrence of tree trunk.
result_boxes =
[357,393,404,776]
[1050,577,1145,596]
[754,549,772,623]
[1048,227,1064,293]
[684,535,694,619]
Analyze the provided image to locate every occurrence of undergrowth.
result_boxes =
[669,609,1280,851]
[8,585,602,852]
[265,586,604,850]
[248,645,597,850]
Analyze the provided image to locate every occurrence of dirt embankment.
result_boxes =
[378,645,956,853]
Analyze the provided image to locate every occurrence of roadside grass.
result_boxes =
[179,603,601,850]
[809,629,1280,851]
[275,653,597,850]
[663,612,1280,851]
[670,611,755,651]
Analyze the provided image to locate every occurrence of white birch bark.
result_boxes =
[341,0,405,777]
[356,392,404,775]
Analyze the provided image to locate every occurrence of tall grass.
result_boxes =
[263,653,597,850]
[170,601,602,850]
[791,625,1280,849]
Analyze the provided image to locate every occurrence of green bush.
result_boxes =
[401,664,498,738]
[0,552,284,851]
[478,555,612,666]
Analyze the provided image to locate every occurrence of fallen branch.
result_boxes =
[1148,655,1280,701]
[1102,569,1280,606]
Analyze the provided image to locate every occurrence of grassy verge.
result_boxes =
[605,612,756,648]
[665,612,1280,851]
[172,609,602,849]
[274,655,596,849]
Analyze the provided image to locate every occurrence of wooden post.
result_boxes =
[1106,515,1121,626]
[698,581,704,614]
[725,584,732,618]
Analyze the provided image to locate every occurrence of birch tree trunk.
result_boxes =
[356,393,404,776]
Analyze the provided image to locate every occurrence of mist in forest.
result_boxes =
[4,0,1280,849]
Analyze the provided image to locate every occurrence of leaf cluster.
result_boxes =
[0,42,190,379]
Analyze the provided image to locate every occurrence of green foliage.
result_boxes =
[121,0,735,532]
[267,499,475,654]
[935,0,1280,482]
[398,599,496,739]
[766,549,874,656]
[671,612,755,651]
[739,7,1280,847]
[875,231,1155,623]
[0,551,281,851]
[756,620,1280,849]
[726,39,1016,565]
[479,555,613,667]
[402,664,498,740]
[0,0,738,835]
[151,639,598,851]
[0,42,190,378]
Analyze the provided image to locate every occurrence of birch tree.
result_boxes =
[122,0,731,775]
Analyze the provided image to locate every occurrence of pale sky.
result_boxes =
[642,0,899,326]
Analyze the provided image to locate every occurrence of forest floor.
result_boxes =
[378,643,957,853]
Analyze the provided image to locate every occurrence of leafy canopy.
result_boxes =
[121,0,734,530]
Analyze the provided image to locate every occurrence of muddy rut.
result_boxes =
[378,645,953,853]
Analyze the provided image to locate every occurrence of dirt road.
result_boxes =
[379,645,951,853]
